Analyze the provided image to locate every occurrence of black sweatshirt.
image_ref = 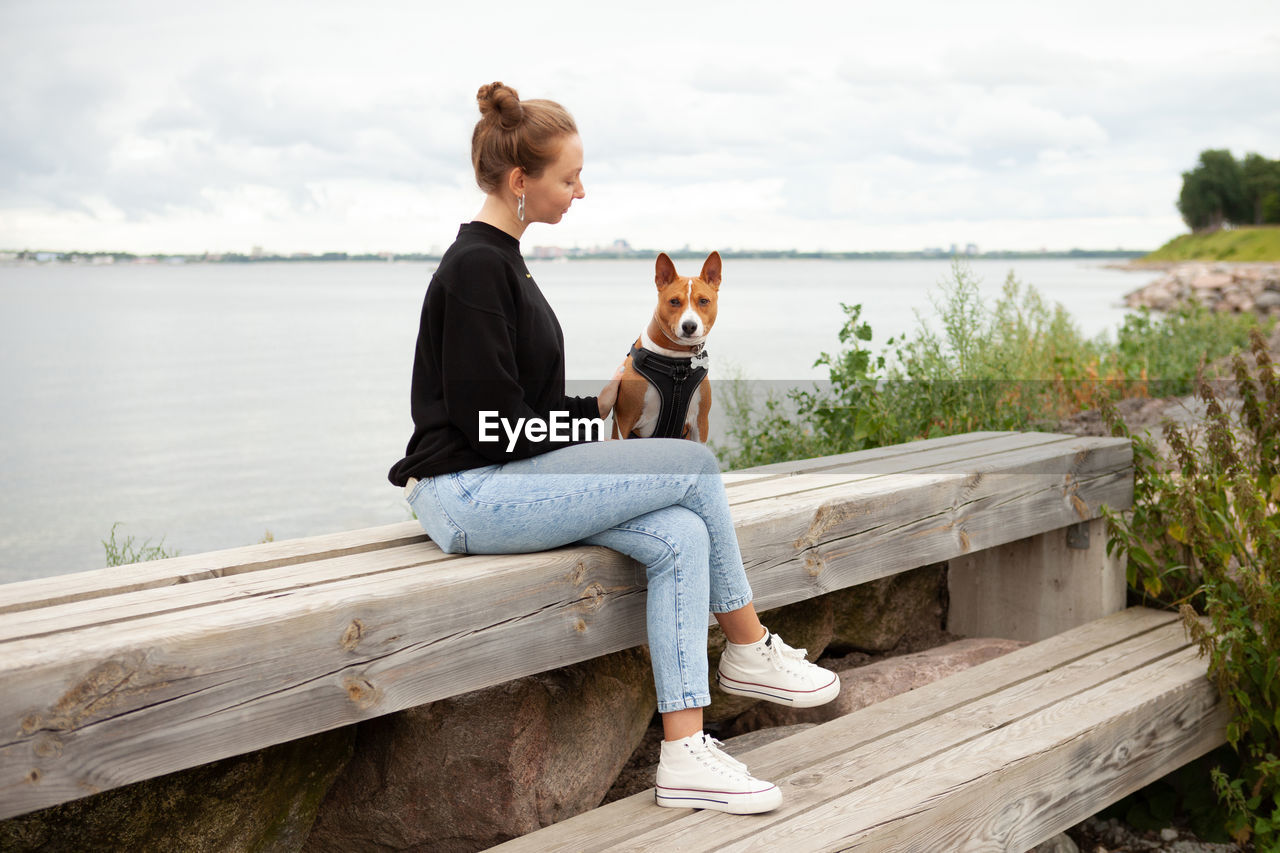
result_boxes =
[387,222,600,485]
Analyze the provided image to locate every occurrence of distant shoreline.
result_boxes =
[0,248,1150,266]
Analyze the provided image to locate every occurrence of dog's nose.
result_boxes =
[681,320,699,336]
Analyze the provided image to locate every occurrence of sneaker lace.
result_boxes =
[701,734,749,775]
[767,632,811,666]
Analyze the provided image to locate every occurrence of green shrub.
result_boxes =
[1111,301,1266,397]
[1104,327,1280,848]
[714,302,897,469]
[717,261,1269,471]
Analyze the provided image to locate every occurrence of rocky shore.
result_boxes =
[1122,261,1280,316]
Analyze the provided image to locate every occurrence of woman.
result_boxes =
[388,82,838,815]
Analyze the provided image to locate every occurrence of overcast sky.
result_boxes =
[2,0,1278,255]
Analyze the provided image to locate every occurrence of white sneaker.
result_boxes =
[717,629,840,708]
[655,732,783,814]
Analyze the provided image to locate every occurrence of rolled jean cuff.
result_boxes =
[709,591,753,615]
[657,692,712,714]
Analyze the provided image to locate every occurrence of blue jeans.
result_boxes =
[405,439,754,713]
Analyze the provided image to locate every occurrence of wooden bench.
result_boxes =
[492,606,1227,851]
[1,431,1146,827]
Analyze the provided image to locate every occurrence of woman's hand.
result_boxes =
[597,361,626,420]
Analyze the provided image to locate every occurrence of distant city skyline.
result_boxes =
[1,240,1150,266]
[2,0,1278,256]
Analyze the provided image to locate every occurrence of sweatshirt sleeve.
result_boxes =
[437,251,601,461]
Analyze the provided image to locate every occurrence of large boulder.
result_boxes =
[304,647,656,853]
[826,563,949,654]
[0,728,354,853]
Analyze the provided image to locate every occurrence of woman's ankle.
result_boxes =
[661,707,703,741]
[714,602,767,645]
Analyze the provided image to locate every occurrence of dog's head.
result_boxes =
[653,251,721,348]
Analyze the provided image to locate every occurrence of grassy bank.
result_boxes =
[1143,225,1280,262]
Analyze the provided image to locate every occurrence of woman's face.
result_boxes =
[522,134,585,225]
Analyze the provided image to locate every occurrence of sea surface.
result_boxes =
[0,257,1154,583]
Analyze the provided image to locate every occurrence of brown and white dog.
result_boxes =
[612,251,721,442]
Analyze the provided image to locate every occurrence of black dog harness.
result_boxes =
[627,343,710,439]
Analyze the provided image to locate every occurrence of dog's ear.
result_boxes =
[700,251,722,289]
[655,253,678,288]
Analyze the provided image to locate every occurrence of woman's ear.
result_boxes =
[507,167,526,198]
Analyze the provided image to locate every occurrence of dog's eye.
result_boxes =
[668,298,681,306]
[699,298,710,306]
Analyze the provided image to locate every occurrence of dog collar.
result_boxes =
[642,328,706,358]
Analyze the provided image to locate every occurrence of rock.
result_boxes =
[826,563,949,654]
[1126,273,1183,310]
[304,646,656,853]
[1191,272,1233,290]
[1026,833,1079,853]
[726,637,1025,734]
[1256,290,1280,311]
[602,718,667,802]
[0,727,354,853]
[1124,262,1280,319]
[1220,288,1252,312]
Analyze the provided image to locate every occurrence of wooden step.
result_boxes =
[491,607,1228,852]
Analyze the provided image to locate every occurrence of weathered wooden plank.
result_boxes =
[716,650,1226,852]
[0,544,458,643]
[736,436,1132,609]
[731,434,1130,557]
[489,607,1183,852]
[0,431,1039,618]
[850,662,1226,851]
[616,629,1202,852]
[0,545,644,818]
[723,430,1070,506]
[719,431,1014,485]
[0,521,428,614]
[0,435,1130,645]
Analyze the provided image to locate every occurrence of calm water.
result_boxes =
[0,257,1153,583]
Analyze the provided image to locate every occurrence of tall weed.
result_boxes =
[1104,328,1280,847]
[102,522,179,567]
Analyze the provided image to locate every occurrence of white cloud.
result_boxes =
[1,0,1278,253]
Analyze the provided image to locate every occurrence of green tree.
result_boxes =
[1178,149,1248,232]
[1242,153,1280,225]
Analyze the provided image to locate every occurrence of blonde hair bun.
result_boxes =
[477,82,523,132]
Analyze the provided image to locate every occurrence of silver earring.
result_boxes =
[516,195,525,222]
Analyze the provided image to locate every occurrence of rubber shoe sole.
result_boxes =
[655,782,782,814]
[716,669,840,708]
